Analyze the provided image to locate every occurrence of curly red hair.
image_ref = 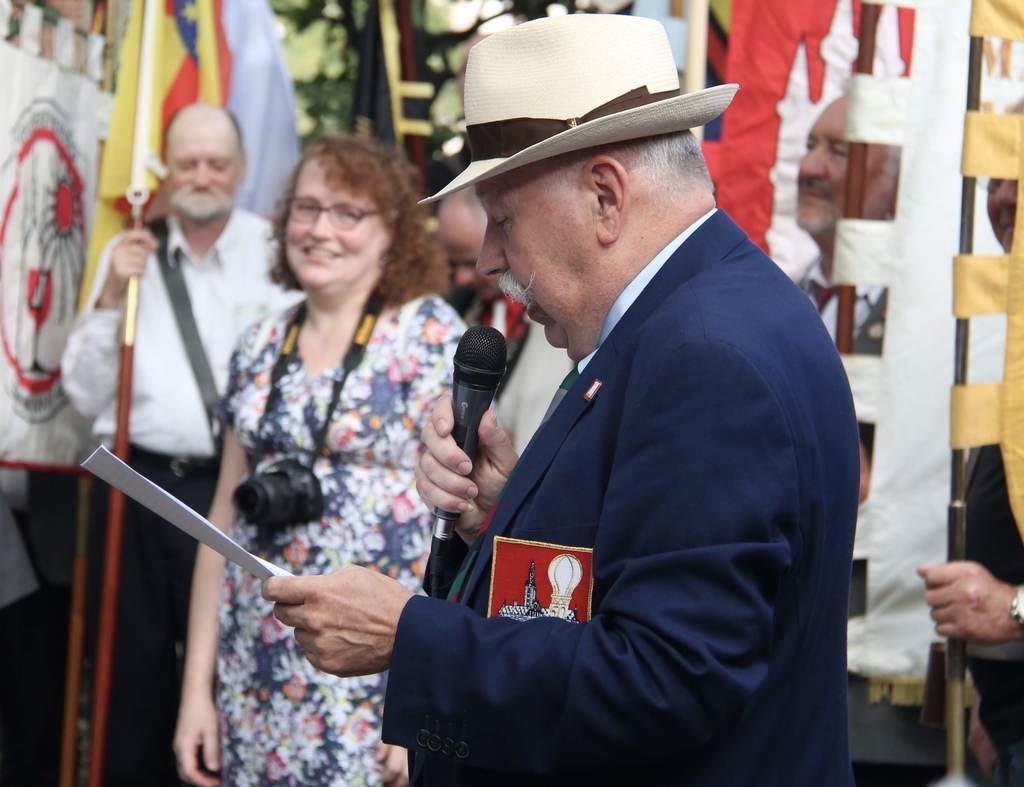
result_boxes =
[271,134,448,308]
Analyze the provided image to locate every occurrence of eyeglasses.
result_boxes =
[289,199,380,230]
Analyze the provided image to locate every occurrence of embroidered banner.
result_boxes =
[0,40,100,468]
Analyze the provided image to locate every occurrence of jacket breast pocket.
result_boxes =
[509,522,598,548]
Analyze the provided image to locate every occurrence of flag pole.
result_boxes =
[59,475,92,787]
[835,3,881,354]
[683,0,709,141]
[945,33,984,780]
[395,0,426,178]
[62,4,121,782]
[87,0,160,782]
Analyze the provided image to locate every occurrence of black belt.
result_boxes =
[130,445,220,479]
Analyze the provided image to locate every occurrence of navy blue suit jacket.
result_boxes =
[383,210,859,786]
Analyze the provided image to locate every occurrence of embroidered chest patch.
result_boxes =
[487,536,594,623]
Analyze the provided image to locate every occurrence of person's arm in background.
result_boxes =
[62,229,157,420]
[918,561,1023,644]
[173,430,248,787]
[968,699,999,777]
[173,325,255,786]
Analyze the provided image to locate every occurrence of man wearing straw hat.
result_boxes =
[264,13,859,785]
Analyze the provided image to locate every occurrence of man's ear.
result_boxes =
[584,155,628,246]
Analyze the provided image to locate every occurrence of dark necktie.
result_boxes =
[808,280,836,312]
[539,366,580,426]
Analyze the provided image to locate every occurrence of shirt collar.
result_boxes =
[799,256,830,294]
[166,210,239,268]
[799,257,885,306]
[577,207,716,372]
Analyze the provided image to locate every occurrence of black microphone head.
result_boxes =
[453,325,507,390]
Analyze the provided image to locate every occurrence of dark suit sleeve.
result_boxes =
[383,339,800,773]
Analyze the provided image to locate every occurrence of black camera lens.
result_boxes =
[233,478,267,521]
[233,458,324,528]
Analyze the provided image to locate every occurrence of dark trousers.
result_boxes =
[87,455,216,787]
[0,536,69,787]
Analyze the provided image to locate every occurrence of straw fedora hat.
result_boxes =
[425,13,738,203]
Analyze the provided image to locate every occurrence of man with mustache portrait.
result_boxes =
[62,102,294,786]
[797,94,900,515]
[796,94,899,356]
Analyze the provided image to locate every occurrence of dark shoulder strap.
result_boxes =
[151,219,220,441]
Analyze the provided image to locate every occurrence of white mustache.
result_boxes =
[798,177,832,199]
[499,270,536,306]
[171,185,234,223]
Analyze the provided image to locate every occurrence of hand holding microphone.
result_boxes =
[416,326,518,596]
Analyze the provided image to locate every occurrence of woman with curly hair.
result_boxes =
[174,134,464,786]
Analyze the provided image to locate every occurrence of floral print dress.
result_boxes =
[217,295,463,786]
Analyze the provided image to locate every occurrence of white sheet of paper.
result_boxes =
[81,446,291,580]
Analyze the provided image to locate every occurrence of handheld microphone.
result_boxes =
[427,325,506,597]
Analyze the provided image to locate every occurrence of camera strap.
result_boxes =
[258,296,382,464]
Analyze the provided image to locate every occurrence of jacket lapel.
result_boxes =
[460,357,606,602]
[460,210,749,605]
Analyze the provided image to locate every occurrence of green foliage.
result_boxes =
[272,0,575,153]
[272,0,367,139]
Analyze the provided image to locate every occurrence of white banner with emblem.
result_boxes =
[0,40,100,469]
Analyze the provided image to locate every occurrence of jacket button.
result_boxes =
[416,729,429,748]
[427,733,442,752]
[441,737,454,756]
[455,741,470,759]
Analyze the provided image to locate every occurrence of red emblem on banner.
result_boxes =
[488,536,594,623]
[1,108,86,414]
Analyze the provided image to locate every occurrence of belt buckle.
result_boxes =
[169,457,189,478]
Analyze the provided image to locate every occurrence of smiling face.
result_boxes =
[284,158,391,302]
[797,96,899,260]
[796,98,849,247]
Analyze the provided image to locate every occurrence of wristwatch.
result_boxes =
[1011,585,1024,628]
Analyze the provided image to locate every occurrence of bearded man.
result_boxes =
[62,102,292,786]
[796,95,899,355]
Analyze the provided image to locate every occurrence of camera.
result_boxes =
[233,458,324,528]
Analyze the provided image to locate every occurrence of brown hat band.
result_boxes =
[466,86,682,161]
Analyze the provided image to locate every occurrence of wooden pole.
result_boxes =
[396,0,426,180]
[86,289,137,787]
[102,0,117,92]
[683,0,709,141]
[87,0,157,781]
[62,3,119,783]
[59,474,92,787]
[835,3,881,355]
[945,34,984,779]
